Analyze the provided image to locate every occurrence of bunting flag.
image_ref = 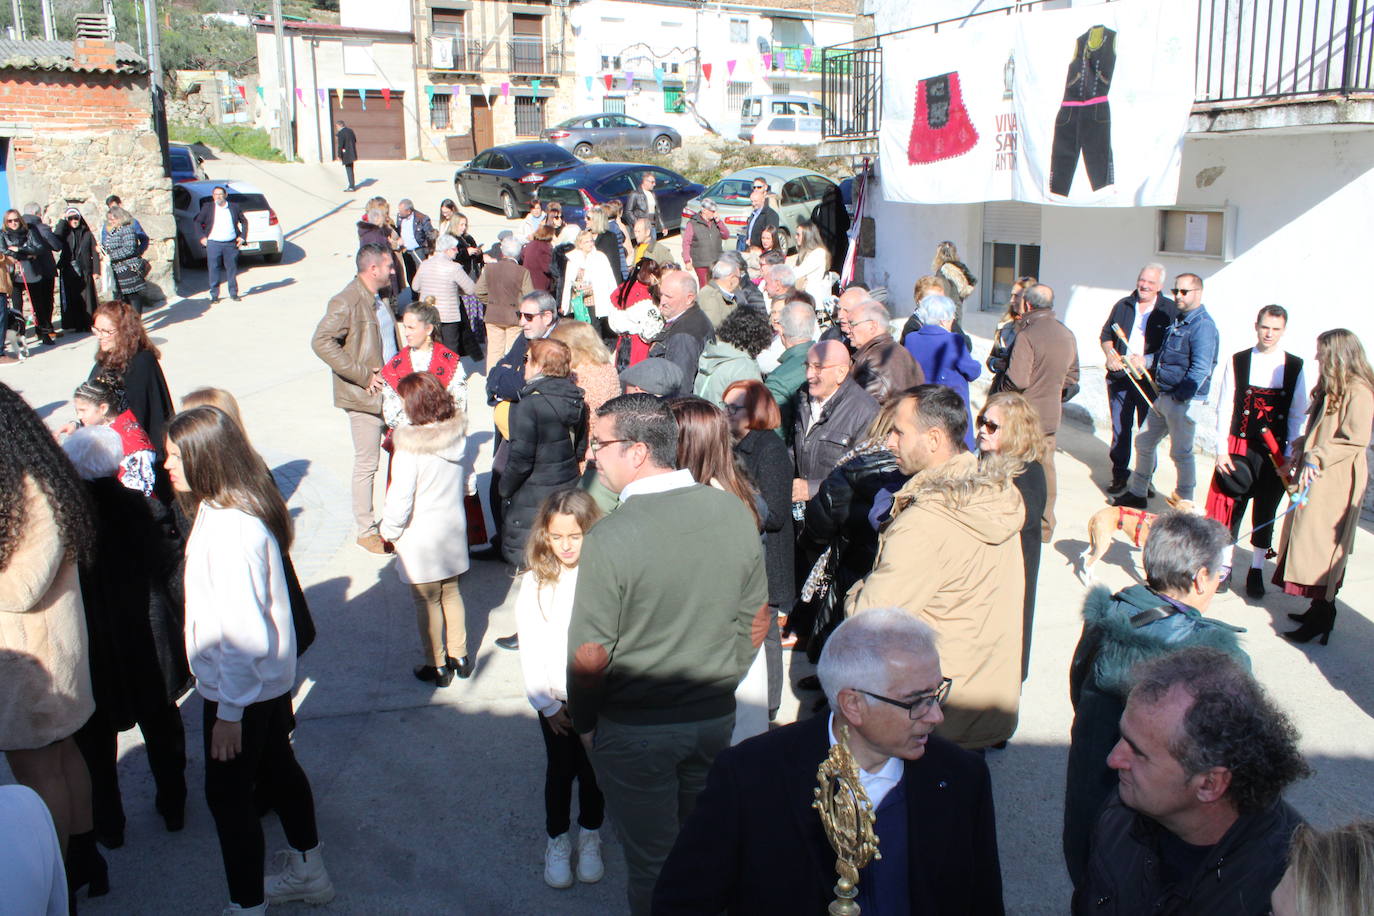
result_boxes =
[359,88,367,109]
[382,87,393,107]
[424,85,434,104]
[804,47,813,70]
[761,52,772,71]
[500,82,510,98]
[603,73,613,91]
[256,85,264,101]
[585,76,594,93]
[335,87,344,105]
[652,66,664,90]
[625,70,635,85]
[316,88,325,104]
[236,84,246,99]
[726,59,736,76]
[701,62,712,83]
[531,78,542,93]
[294,87,303,103]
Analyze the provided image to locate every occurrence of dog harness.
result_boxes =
[1115,506,1154,547]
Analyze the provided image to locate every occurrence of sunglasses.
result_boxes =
[517,311,543,321]
[977,417,1000,433]
[1171,287,1198,296]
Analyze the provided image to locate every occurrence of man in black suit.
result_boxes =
[625,171,663,240]
[739,180,779,250]
[653,607,1004,915]
[193,186,249,303]
[336,119,359,192]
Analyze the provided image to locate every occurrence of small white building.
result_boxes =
[567,0,856,138]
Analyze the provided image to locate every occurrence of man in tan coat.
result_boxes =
[846,384,1026,750]
[311,243,401,553]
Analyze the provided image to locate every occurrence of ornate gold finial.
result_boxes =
[813,722,881,916]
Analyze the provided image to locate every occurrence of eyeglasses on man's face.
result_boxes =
[855,678,952,719]
[589,438,630,453]
[1171,287,1199,296]
[517,311,543,322]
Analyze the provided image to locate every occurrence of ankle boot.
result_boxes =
[265,843,335,905]
[1287,598,1321,623]
[1284,600,1336,645]
[67,830,109,897]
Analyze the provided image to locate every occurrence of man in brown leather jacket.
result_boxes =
[311,243,401,553]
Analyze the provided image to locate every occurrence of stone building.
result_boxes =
[0,37,172,303]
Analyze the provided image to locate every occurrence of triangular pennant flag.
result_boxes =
[381,87,392,108]
[500,82,510,97]
[424,85,434,104]
[256,85,264,101]
[603,73,613,91]
[359,88,367,109]
[316,88,325,104]
[726,59,736,76]
[625,70,634,85]
[531,78,542,93]
[761,53,772,71]
[701,62,712,83]
[294,87,303,103]
[653,65,664,85]
[585,76,593,93]
[335,87,344,105]
[236,84,246,99]
[804,47,813,70]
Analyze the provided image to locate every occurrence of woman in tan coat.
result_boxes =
[1275,329,1374,644]
[0,382,106,894]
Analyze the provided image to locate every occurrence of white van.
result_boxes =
[739,94,832,128]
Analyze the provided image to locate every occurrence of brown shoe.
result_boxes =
[356,532,387,554]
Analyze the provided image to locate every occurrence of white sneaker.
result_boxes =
[265,844,335,905]
[544,833,574,889]
[576,827,604,884]
[222,905,267,915]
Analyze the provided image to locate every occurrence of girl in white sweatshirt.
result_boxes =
[166,405,333,915]
[514,488,607,890]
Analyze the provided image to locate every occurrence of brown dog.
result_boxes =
[1077,494,1195,585]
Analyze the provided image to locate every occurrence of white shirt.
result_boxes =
[618,467,695,503]
[400,215,419,251]
[1130,298,1156,368]
[208,202,236,242]
[184,504,296,722]
[643,189,657,215]
[514,567,579,717]
[828,713,903,809]
[1213,346,1309,455]
[808,387,839,428]
[375,295,399,363]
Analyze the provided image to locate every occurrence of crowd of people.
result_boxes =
[1,171,1371,916]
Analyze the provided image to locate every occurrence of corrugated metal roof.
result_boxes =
[0,38,148,74]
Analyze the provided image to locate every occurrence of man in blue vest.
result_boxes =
[653,607,1004,915]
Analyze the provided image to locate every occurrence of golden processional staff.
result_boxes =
[813,724,881,915]
[1110,322,1160,414]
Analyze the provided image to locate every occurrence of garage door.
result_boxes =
[329,90,406,160]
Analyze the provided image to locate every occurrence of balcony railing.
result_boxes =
[821,0,1374,141]
[765,43,850,75]
[424,33,568,75]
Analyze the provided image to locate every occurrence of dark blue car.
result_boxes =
[534,163,704,233]
[169,144,208,183]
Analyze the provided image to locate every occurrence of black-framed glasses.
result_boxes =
[1171,287,1197,296]
[589,438,629,453]
[722,402,747,415]
[977,417,1000,433]
[855,678,952,719]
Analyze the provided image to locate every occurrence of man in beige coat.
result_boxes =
[311,243,401,553]
[846,384,1026,750]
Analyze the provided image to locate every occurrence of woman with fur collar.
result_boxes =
[1062,511,1248,889]
[379,372,473,687]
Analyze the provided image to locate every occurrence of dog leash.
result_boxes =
[1231,484,1310,546]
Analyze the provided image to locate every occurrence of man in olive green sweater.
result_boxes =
[568,393,768,916]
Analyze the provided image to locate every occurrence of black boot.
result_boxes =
[1245,568,1266,599]
[1288,598,1322,623]
[1284,600,1336,645]
[67,830,109,897]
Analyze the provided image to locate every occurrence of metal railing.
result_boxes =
[821,46,881,139]
[423,33,568,75]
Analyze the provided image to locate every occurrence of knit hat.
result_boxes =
[619,358,682,398]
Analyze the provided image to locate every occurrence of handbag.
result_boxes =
[464,492,488,546]
[798,537,848,663]
[570,288,592,324]
[281,550,316,657]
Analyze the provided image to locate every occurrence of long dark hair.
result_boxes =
[0,383,95,571]
[614,258,663,309]
[669,397,762,529]
[167,406,293,550]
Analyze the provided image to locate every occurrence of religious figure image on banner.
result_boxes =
[907,72,980,164]
[1048,25,1117,196]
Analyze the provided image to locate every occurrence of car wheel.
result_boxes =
[501,191,518,220]
[263,252,283,264]
[573,142,593,158]
[653,135,674,154]
[455,180,469,207]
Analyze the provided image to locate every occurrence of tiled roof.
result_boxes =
[739,0,857,15]
[0,38,148,74]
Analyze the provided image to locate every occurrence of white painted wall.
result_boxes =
[341,0,412,32]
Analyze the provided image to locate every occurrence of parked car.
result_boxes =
[172,180,284,265]
[534,163,704,234]
[739,94,832,128]
[169,143,209,183]
[540,114,682,157]
[739,115,823,146]
[453,142,581,219]
[683,166,838,247]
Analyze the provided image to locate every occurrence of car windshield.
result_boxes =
[702,178,758,203]
[231,193,269,211]
[513,148,578,171]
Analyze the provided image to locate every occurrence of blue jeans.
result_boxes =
[1129,393,1199,501]
[1107,379,1149,478]
[207,240,240,298]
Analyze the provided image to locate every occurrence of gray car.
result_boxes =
[683,166,838,250]
[540,113,681,157]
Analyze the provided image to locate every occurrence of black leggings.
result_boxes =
[203,694,319,907]
[538,711,604,838]
[75,700,187,837]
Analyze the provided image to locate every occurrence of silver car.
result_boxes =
[682,166,838,249]
[541,113,682,157]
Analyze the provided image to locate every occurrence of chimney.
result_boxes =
[73,15,117,71]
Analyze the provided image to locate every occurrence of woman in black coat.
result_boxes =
[723,380,794,719]
[63,426,190,846]
[1,208,50,341]
[55,207,98,333]
[977,392,1048,681]
[498,338,587,568]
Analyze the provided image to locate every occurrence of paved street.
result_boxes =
[3,150,1372,915]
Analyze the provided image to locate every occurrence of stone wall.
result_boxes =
[1,68,174,303]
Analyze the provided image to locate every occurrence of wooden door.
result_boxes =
[470,95,494,153]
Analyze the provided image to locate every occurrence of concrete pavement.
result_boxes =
[2,150,1371,915]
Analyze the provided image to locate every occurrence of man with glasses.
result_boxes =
[568,393,767,916]
[654,607,1004,914]
[738,181,779,251]
[476,236,534,377]
[1100,264,1177,495]
[626,172,664,241]
[791,339,878,503]
[847,385,1026,751]
[1111,273,1218,510]
[847,298,924,405]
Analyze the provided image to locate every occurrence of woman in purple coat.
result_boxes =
[903,294,981,450]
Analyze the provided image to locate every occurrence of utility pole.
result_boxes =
[142,0,170,171]
[10,0,24,40]
[40,0,54,41]
[272,0,295,160]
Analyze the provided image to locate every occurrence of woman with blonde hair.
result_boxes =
[790,219,830,294]
[357,197,403,300]
[551,319,618,417]
[1271,820,1374,916]
[560,230,617,324]
[585,206,625,284]
[603,199,631,277]
[1275,328,1374,643]
[977,391,1047,680]
[932,240,976,316]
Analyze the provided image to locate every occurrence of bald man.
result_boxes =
[647,270,715,398]
[792,339,880,501]
[821,286,871,348]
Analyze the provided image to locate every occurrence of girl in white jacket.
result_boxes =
[378,371,472,686]
[165,405,332,915]
[514,488,607,890]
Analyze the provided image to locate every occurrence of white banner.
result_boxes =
[879,0,1195,207]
